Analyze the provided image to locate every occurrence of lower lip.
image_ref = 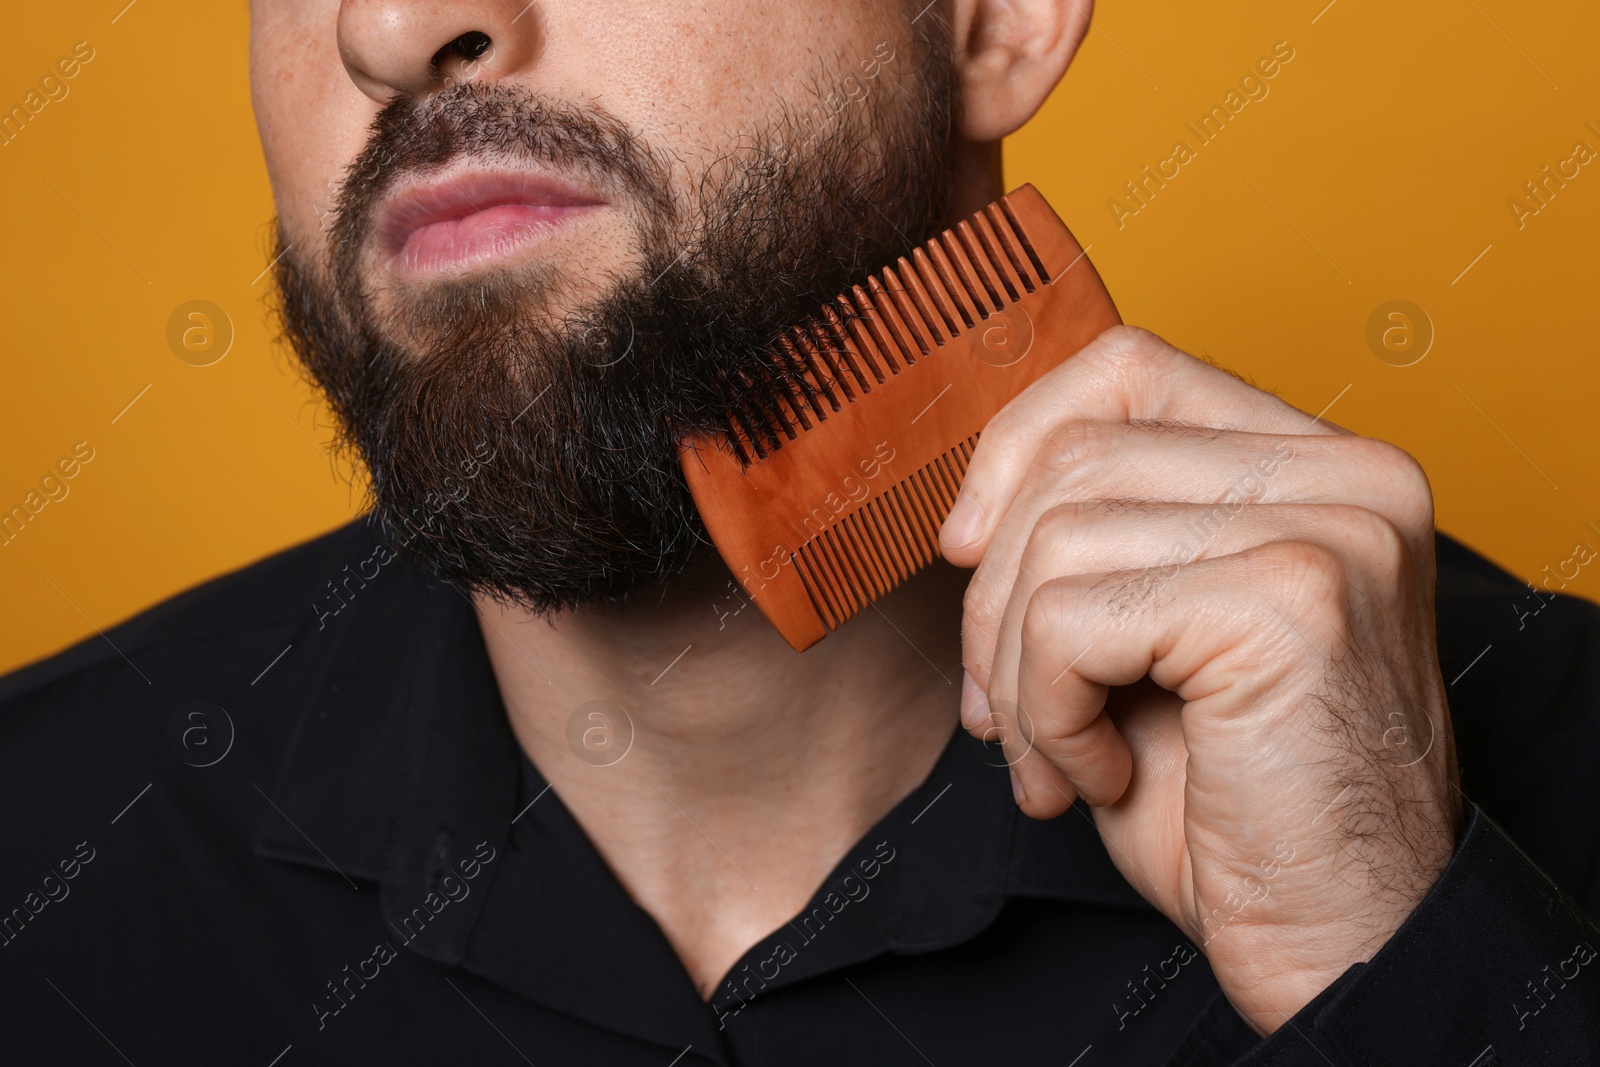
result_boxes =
[390,203,596,273]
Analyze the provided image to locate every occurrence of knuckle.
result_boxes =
[1096,324,1166,361]
[1389,448,1435,534]
[1248,539,1347,618]
[1098,564,1167,618]
[1034,421,1107,478]
[1089,325,1181,380]
[1353,438,1436,535]
[972,402,1025,461]
[1028,501,1092,557]
[961,571,1001,635]
[1329,503,1410,571]
[1081,325,1186,417]
[1021,579,1073,649]
[1036,728,1100,772]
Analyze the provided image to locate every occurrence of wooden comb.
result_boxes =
[678,184,1120,651]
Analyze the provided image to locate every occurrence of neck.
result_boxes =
[952,136,1005,217]
[474,550,966,997]
[475,142,999,998]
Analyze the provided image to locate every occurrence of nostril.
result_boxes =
[432,30,493,69]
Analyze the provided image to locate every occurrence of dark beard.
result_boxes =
[275,29,956,615]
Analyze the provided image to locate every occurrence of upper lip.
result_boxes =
[373,168,607,263]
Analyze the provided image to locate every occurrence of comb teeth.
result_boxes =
[679,184,1120,652]
[718,201,1054,461]
[792,438,976,629]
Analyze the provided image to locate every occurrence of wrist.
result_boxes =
[1215,853,1457,1035]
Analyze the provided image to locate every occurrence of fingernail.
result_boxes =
[960,670,989,730]
[1009,768,1026,805]
[941,494,983,550]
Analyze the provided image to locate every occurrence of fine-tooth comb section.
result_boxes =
[679,184,1121,651]
[794,438,975,629]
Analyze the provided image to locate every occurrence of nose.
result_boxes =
[337,0,539,102]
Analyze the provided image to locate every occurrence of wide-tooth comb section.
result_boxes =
[776,334,829,425]
[938,227,998,318]
[845,286,902,376]
[813,315,870,395]
[790,327,846,412]
[679,184,1120,651]
[914,245,973,331]
[997,197,1052,283]
[968,212,1023,302]
[802,322,854,403]
[879,266,940,355]
[954,220,1010,309]
[828,301,886,385]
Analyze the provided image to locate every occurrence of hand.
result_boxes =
[940,326,1462,1035]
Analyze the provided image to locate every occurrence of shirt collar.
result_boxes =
[253,521,1150,1040]
[700,728,1149,1022]
[253,524,520,966]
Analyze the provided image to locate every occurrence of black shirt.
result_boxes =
[1,519,1597,1065]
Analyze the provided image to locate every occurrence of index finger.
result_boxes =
[938,325,1348,564]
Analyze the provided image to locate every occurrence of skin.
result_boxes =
[250,0,1457,1036]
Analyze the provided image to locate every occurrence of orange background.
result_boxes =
[2,1,1596,673]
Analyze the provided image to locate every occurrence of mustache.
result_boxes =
[327,82,676,283]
